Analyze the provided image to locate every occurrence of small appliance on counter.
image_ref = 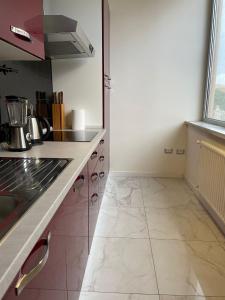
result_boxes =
[5,96,32,152]
[27,103,51,144]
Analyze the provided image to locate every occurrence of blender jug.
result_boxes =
[5,96,31,151]
[6,96,28,127]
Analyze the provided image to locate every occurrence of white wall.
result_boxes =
[109,0,210,176]
[44,0,102,128]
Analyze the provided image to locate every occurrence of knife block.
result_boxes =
[52,104,65,130]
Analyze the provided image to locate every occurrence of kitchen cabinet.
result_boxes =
[2,164,88,299]
[2,139,110,299]
[0,0,45,60]
[88,136,108,251]
[102,0,110,177]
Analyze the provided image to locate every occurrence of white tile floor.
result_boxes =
[74,176,225,300]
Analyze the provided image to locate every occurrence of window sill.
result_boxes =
[185,121,225,141]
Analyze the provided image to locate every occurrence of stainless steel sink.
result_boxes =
[0,157,71,240]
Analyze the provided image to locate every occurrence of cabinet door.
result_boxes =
[3,166,89,299]
[97,142,107,207]
[102,0,110,176]
[88,166,100,251]
[2,232,66,300]
[102,0,110,76]
[48,170,89,238]
[0,0,44,60]
[48,164,89,291]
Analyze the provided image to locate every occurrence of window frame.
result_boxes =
[203,0,225,127]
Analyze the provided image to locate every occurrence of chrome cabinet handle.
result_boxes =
[15,232,51,296]
[91,193,98,204]
[73,175,85,191]
[99,171,105,179]
[104,74,111,80]
[99,156,104,162]
[91,172,98,182]
[11,26,31,41]
[91,151,98,160]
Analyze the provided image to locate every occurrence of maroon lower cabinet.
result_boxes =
[0,0,45,60]
[2,145,109,299]
[2,164,89,299]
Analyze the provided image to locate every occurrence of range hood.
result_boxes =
[44,15,95,59]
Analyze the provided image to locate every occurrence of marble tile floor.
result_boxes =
[74,176,225,300]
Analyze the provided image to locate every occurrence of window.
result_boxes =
[204,0,225,125]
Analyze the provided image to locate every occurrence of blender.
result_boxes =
[6,96,32,151]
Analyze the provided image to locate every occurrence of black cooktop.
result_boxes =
[0,157,71,240]
[50,130,98,142]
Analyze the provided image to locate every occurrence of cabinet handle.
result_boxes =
[91,193,98,204]
[91,172,98,182]
[91,151,98,160]
[100,139,104,145]
[104,74,111,80]
[73,175,85,191]
[11,26,31,42]
[99,171,105,179]
[15,232,51,296]
[99,156,105,162]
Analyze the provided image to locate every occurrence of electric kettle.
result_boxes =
[27,104,51,144]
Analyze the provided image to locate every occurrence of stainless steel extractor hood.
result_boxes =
[44,15,95,59]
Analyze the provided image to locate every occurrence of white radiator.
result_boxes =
[198,140,225,227]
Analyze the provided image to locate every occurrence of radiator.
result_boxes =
[198,140,225,226]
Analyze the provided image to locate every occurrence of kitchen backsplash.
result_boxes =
[0,60,53,124]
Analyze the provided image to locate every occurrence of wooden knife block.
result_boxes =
[52,104,65,130]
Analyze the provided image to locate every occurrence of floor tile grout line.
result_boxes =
[149,237,225,243]
[79,290,225,297]
[80,290,161,296]
[92,235,225,243]
[141,183,160,296]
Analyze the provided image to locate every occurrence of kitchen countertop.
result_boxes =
[0,129,106,299]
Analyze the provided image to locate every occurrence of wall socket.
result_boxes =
[164,148,173,154]
[176,149,185,155]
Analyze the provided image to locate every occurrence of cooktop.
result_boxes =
[0,157,71,240]
[50,130,98,142]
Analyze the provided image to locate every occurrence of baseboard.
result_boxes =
[109,171,184,178]
[185,177,225,236]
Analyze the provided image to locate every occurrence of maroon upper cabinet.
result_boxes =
[102,0,110,174]
[102,0,110,77]
[0,0,45,60]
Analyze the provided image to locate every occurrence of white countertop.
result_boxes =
[0,129,106,299]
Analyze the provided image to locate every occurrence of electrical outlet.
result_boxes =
[164,148,173,154]
[176,149,185,155]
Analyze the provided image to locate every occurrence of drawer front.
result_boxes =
[88,168,99,251]
[48,167,88,237]
[2,232,67,299]
[88,149,99,174]
[88,190,99,250]
[98,138,105,155]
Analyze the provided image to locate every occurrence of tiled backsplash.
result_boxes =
[0,60,53,124]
